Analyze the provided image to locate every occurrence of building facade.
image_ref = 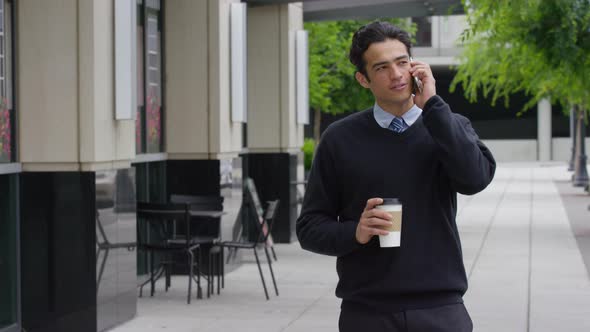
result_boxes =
[0,1,306,331]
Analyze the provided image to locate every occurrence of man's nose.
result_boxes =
[389,65,403,80]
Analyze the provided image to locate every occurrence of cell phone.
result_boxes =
[412,76,423,95]
[410,57,423,95]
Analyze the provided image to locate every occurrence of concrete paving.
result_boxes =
[109,163,590,332]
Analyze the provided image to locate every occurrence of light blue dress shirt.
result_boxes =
[373,102,423,129]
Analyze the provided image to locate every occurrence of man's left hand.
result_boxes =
[410,60,436,109]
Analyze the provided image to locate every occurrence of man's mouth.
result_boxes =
[390,83,407,91]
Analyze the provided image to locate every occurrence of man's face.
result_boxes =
[355,38,413,108]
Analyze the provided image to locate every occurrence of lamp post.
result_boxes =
[573,106,589,187]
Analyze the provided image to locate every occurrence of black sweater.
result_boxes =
[296,95,495,312]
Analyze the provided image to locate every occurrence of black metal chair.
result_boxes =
[170,194,224,209]
[136,202,202,304]
[226,178,278,263]
[169,194,224,298]
[215,199,280,300]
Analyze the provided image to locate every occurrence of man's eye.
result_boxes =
[399,61,408,65]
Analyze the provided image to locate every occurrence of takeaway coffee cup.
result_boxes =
[375,198,403,248]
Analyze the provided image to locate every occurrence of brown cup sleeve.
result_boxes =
[388,211,402,231]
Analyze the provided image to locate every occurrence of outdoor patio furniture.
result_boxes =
[226,178,278,262]
[136,202,203,304]
[214,199,280,300]
[170,194,225,298]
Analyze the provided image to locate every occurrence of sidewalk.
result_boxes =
[110,163,590,332]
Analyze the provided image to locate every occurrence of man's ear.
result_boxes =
[355,71,370,88]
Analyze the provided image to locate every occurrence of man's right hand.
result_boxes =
[355,198,393,244]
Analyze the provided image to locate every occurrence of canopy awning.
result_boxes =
[244,0,464,21]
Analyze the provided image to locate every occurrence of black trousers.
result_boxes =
[339,303,473,332]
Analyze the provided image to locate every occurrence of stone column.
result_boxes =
[164,0,244,270]
[244,3,304,243]
[18,0,136,331]
[537,98,552,161]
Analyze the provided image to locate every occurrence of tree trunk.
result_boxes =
[573,105,589,187]
[569,105,577,171]
[313,108,322,143]
[573,105,581,178]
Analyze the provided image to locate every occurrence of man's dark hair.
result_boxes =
[349,21,412,78]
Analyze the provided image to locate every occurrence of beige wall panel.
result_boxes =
[18,0,79,163]
[90,0,117,162]
[209,0,243,155]
[165,0,209,155]
[208,0,220,154]
[219,0,242,154]
[228,0,243,155]
[247,5,281,149]
[280,3,303,150]
[79,0,134,164]
[292,3,304,149]
[78,0,96,162]
[95,0,134,163]
[115,120,135,161]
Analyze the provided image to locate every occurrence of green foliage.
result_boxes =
[302,138,316,171]
[306,19,416,116]
[452,0,590,113]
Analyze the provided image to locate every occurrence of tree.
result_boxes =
[451,0,590,113]
[306,19,415,142]
[451,0,590,184]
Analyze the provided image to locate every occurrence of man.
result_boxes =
[296,22,495,332]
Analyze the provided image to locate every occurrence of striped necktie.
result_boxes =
[388,117,408,133]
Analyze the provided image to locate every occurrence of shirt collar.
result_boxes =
[373,102,423,129]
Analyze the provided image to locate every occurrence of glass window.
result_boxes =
[133,161,167,277]
[0,0,13,163]
[136,4,144,153]
[412,16,432,47]
[136,0,163,154]
[145,13,162,153]
[0,174,18,329]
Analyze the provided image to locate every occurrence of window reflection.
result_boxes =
[136,0,162,154]
[0,97,9,163]
[412,16,432,47]
[0,0,12,163]
[136,15,144,153]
